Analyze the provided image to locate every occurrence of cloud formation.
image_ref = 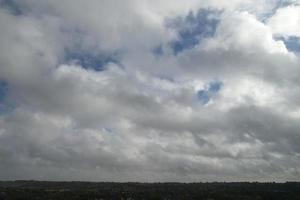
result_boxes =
[0,0,300,182]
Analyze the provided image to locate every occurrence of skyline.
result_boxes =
[0,0,300,182]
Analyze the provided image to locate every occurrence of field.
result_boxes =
[0,181,300,200]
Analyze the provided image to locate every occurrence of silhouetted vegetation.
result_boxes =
[0,181,299,200]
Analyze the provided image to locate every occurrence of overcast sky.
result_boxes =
[0,0,300,182]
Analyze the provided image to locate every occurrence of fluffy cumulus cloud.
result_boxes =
[0,0,300,182]
[267,5,300,37]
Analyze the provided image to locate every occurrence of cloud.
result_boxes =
[0,0,300,182]
[267,5,300,37]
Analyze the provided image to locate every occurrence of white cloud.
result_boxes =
[267,5,300,37]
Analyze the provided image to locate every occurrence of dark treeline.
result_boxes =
[0,181,300,200]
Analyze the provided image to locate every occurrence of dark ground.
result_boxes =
[0,181,299,200]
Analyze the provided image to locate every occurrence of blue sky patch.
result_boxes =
[0,0,24,15]
[197,90,210,105]
[60,27,121,71]
[103,127,113,134]
[0,80,14,115]
[64,50,120,72]
[152,45,164,56]
[197,80,223,105]
[278,36,300,52]
[0,80,8,103]
[156,75,175,83]
[167,9,220,55]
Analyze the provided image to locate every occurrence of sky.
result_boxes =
[0,0,300,182]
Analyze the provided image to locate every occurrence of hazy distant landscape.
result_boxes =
[1,181,300,200]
